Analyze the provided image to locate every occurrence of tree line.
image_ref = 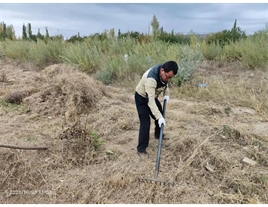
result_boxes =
[0,15,255,47]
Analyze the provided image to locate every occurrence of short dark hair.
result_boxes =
[162,61,179,75]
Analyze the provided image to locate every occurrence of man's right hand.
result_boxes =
[158,117,166,128]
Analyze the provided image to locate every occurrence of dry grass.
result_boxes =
[0,71,8,83]
[23,64,106,123]
[0,61,267,204]
[173,61,268,119]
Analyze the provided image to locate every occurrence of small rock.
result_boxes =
[208,190,214,196]
[45,158,50,162]
[242,157,257,165]
[243,147,250,152]
[106,150,114,155]
[205,163,214,172]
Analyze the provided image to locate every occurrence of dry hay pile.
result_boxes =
[23,64,106,122]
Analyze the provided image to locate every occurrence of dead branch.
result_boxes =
[0,144,48,150]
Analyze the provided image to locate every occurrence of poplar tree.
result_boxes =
[22,24,27,40]
[27,23,33,40]
[37,28,44,40]
[150,15,160,37]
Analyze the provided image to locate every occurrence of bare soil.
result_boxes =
[0,59,267,204]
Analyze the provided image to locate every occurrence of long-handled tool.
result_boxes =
[139,99,174,185]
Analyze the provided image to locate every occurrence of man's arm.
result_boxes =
[145,78,163,120]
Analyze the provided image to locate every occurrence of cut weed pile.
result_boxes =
[0,60,267,204]
[24,64,106,122]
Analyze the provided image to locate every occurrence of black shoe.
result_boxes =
[155,134,169,140]
[137,151,148,156]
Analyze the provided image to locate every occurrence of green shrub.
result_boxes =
[173,44,204,86]
[60,40,102,73]
[0,39,64,68]
[220,42,242,62]
[239,33,268,70]
[2,26,268,88]
[206,20,247,47]
[0,40,31,60]
[29,39,64,67]
[201,40,222,61]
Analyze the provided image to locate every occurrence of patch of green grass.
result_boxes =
[0,98,20,112]
[29,113,40,121]
[224,106,232,116]
[90,132,103,150]
[24,136,37,142]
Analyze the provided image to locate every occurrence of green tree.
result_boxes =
[0,22,7,40]
[37,28,44,40]
[66,32,83,43]
[27,23,33,40]
[22,24,27,40]
[150,15,160,38]
[118,29,121,38]
[45,27,49,39]
[108,28,115,38]
[206,19,246,47]
[6,25,16,40]
[52,34,64,41]
[2,23,7,40]
[230,19,246,43]
[100,29,108,41]
[160,26,164,34]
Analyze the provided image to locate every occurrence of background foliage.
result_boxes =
[0,16,267,87]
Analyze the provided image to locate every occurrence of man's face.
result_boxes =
[160,68,175,82]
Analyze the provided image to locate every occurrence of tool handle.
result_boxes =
[162,99,167,119]
[155,98,167,179]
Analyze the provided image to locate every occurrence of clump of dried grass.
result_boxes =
[4,90,26,104]
[58,120,103,167]
[24,64,106,122]
[0,71,8,82]
[3,87,38,105]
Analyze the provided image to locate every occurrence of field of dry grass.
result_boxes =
[0,59,267,204]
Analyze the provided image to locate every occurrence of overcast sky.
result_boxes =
[1,2,267,39]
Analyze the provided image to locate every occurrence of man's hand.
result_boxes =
[163,95,169,103]
[158,117,166,128]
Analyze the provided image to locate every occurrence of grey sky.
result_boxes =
[1,3,267,39]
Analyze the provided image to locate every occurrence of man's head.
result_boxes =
[160,61,179,82]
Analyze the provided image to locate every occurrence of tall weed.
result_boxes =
[60,40,102,73]
[239,34,268,70]
[201,40,222,61]
[0,40,31,60]
[29,39,64,68]
[0,39,64,68]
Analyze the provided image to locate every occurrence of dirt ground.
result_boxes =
[0,59,267,204]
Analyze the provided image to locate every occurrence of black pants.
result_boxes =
[135,92,163,152]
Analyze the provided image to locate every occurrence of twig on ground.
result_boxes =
[0,144,48,150]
